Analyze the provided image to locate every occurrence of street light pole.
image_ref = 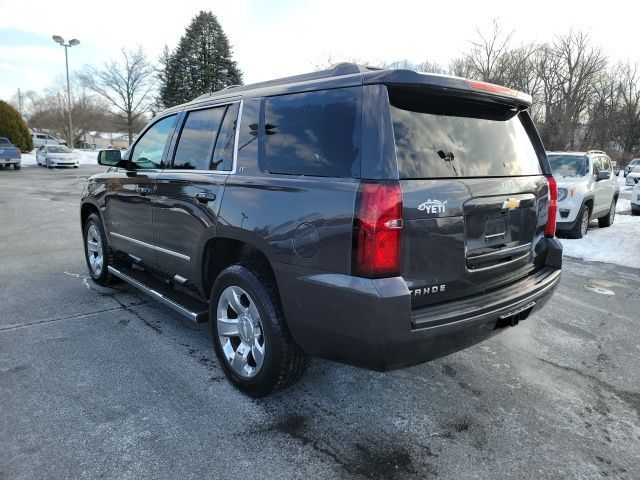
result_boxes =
[52,35,80,149]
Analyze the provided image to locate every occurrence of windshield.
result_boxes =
[46,145,71,154]
[548,155,589,177]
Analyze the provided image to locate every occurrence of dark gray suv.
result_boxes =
[81,64,562,396]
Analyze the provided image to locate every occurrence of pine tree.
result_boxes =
[159,11,243,108]
[0,100,34,151]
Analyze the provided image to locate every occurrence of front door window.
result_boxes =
[130,115,177,169]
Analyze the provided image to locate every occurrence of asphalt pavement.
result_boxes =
[1,165,639,480]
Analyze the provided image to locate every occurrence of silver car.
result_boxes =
[548,150,619,238]
[626,166,640,187]
[624,158,640,177]
[36,145,79,168]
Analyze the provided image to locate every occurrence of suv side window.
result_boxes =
[131,115,177,169]
[173,107,225,170]
[263,87,361,178]
[592,157,602,175]
[211,102,240,172]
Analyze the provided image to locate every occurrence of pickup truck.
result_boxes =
[0,137,21,170]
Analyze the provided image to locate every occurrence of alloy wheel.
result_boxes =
[86,224,104,276]
[581,209,589,236]
[216,286,265,378]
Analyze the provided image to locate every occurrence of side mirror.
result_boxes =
[97,149,123,167]
[596,170,611,181]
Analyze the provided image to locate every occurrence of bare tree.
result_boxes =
[463,19,514,83]
[616,62,640,162]
[28,76,110,146]
[536,32,607,149]
[80,47,156,145]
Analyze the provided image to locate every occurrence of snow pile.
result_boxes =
[19,149,99,166]
[558,198,640,269]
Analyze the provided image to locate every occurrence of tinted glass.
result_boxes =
[211,103,240,171]
[0,138,10,145]
[549,155,589,177]
[173,107,225,170]
[264,88,361,177]
[236,98,260,173]
[131,115,177,169]
[390,92,541,178]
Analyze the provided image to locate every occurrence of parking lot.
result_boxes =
[1,165,639,479]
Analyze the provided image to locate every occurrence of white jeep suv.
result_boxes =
[547,151,619,238]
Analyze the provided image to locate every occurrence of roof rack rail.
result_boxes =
[586,149,606,154]
[192,63,376,102]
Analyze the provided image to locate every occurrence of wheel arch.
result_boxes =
[201,236,280,307]
[80,201,100,228]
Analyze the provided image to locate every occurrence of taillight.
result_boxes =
[545,175,558,238]
[353,181,403,278]
[469,80,517,97]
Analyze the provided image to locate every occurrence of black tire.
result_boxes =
[82,213,115,286]
[13,163,20,170]
[569,204,591,239]
[632,208,640,216]
[598,199,616,228]
[210,264,309,397]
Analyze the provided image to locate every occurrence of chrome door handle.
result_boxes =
[194,192,217,203]
[135,186,152,195]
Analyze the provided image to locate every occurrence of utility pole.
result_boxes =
[52,35,80,149]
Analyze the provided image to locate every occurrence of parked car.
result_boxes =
[36,144,79,168]
[625,166,640,187]
[547,150,619,238]
[80,64,562,396]
[32,132,64,148]
[632,181,640,216]
[0,137,21,170]
[624,158,640,177]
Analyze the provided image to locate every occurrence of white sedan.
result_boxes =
[36,145,79,168]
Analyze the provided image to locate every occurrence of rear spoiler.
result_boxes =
[363,70,532,110]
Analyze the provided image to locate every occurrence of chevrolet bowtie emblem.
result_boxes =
[502,198,521,210]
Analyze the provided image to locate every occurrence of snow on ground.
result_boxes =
[20,149,98,166]
[558,198,640,269]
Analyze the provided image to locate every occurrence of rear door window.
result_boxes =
[263,87,361,178]
[210,103,240,172]
[389,88,541,178]
[173,106,226,170]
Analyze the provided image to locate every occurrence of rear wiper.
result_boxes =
[437,150,455,162]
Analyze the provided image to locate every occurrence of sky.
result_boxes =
[1,0,640,102]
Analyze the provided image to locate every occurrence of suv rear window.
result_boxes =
[389,89,541,179]
[264,87,361,178]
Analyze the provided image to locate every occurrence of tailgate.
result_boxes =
[401,176,549,308]
[387,85,551,309]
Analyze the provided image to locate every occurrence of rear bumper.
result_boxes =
[274,238,562,371]
[0,158,20,165]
